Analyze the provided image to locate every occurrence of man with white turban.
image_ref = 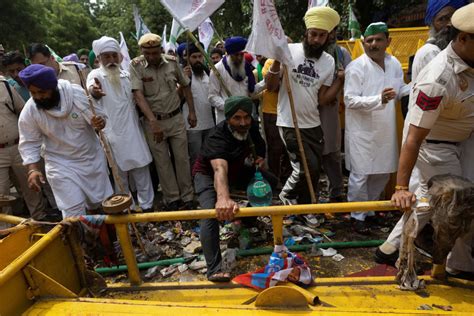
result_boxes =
[266,7,344,220]
[18,64,113,218]
[88,36,154,212]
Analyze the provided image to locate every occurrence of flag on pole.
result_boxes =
[119,32,131,71]
[307,0,328,9]
[160,0,225,32]
[133,5,151,40]
[198,18,214,52]
[162,25,168,50]
[169,19,185,50]
[245,0,294,67]
[349,4,361,41]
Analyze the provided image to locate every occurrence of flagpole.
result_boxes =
[160,1,232,97]
[210,22,225,45]
[282,65,317,204]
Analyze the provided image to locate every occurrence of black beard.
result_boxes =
[303,37,326,59]
[191,62,205,76]
[35,89,60,110]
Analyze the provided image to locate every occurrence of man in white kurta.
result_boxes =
[344,22,409,234]
[88,36,154,212]
[18,64,113,218]
[208,36,255,123]
[182,42,215,167]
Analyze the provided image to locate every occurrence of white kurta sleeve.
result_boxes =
[344,65,385,111]
[396,65,410,99]
[18,106,43,165]
[208,70,226,111]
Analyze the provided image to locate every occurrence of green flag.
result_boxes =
[349,4,361,41]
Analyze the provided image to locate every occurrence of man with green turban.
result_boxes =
[193,95,275,282]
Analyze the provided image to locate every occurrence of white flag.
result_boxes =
[160,0,224,32]
[119,32,131,71]
[245,0,294,67]
[198,18,214,52]
[162,25,168,50]
[307,0,328,9]
[169,18,186,50]
[133,5,151,40]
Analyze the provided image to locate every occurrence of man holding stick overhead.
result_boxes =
[266,6,344,212]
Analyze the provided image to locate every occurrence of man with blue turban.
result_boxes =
[208,36,256,123]
[17,64,113,218]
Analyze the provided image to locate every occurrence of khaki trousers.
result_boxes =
[143,114,194,204]
[0,145,47,226]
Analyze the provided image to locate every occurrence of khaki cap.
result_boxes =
[138,33,162,48]
[451,3,474,33]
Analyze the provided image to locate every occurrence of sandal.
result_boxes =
[208,272,231,282]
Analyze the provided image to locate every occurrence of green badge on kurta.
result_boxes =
[71,112,79,119]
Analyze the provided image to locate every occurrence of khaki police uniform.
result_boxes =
[130,54,194,204]
[0,79,47,226]
[58,61,83,87]
[395,43,474,272]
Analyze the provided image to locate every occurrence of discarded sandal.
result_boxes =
[208,272,231,282]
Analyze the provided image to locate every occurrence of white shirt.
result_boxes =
[18,80,113,211]
[277,43,334,128]
[406,44,474,142]
[87,67,152,171]
[411,43,441,82]
[208,58,251,123]
[344,53,409,174]
[183,72,215,131]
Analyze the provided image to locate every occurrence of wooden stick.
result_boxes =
[77,71,148,256]
[282,65,317,204]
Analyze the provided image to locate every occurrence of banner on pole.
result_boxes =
[245,0,294,67]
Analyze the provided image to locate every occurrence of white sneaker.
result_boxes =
[279,192,297,205]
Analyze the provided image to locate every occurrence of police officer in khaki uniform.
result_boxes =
[27,43,83,87]
[130,33,197,210]
[0,77,48,227]
[391,3,474,278]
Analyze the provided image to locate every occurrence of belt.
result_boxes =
[0,138,19,149]
[426,139,460,146]
[153,108,181,120]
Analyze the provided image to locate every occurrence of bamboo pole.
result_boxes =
[282,65,317,204]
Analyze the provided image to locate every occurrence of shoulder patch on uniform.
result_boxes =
[416,90,443,111]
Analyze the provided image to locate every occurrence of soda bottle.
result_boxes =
[247,169,272,207]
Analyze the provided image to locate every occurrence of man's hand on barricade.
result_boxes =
[215,197,239,221]
[391,189,416,211]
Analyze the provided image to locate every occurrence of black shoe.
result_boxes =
[374,247,399,266]
[165,200,180,211]
[446,270,474,281]
[180,201,195,210]
[352,219,371,235]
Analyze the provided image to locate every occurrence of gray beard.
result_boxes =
[228,59,246,79]
[102,64,122,93]
[232,130,249,141]
[428,26,452,50]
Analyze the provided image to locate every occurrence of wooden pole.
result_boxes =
[282,65,317,204]
[78,71,148,256]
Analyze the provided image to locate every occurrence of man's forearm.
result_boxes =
[265,61,281,92]
[133,91,156,122]
[214,168,230,200]
[26,162,42,173]
[183,86,195,114]
[320,79,343,105]
[396,139,423,187]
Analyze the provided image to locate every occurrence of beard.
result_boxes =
[102,63,122,93]
[429,26,452,50]
[191,61,206,76]
[232,129,249,141]
[228,58,246,79]
[303,36,327,59]
[34,89,60,110]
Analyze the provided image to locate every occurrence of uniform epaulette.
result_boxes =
[131,55,146,67]
[434,57,453,86]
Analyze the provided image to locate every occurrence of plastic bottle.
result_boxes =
[246,170,273,207]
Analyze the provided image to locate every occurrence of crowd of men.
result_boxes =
[0,0,473,281]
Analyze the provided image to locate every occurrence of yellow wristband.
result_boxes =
[395,185,409,191]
